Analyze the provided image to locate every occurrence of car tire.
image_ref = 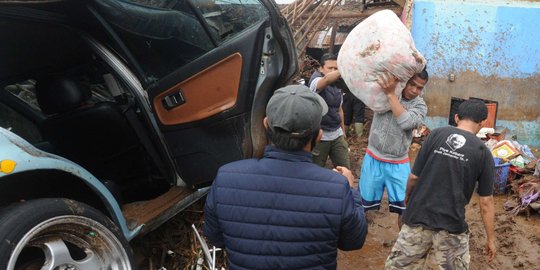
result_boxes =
[0,198,133,270]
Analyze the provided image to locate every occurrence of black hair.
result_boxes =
[416,65,429,81]
[457,100,488,123]
[266,127,319,151]
[319,53,337,67]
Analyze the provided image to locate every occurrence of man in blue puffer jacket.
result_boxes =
[204,84,368,270]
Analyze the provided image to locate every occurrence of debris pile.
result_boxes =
[480,133,540,216]
[503,174,540,216]
[299,55,320,85]
[132,201,227,270]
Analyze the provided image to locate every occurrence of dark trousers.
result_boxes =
[343,92,366,126]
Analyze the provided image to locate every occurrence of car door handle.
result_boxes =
[162,90,186,110]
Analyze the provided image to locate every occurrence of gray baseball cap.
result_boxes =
[266,85,328,137]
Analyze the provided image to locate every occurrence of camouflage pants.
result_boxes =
[385,224,470,270]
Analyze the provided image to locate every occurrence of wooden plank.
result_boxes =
[122,186,194,230]
[393,0,406,7]
[400,0,413,29]
[307,6,402,19]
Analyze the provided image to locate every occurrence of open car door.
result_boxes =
[94,0,296,188]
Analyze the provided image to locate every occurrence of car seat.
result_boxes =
[35,76,150,187]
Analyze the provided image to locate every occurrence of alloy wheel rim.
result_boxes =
[7,215,130,270]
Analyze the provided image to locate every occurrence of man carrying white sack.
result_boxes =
[359,67,428,227]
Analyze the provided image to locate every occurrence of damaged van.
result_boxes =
[0,0,296,268]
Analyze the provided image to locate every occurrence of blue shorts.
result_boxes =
[358,154,410,214]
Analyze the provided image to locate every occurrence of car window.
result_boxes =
[4,80,40,111]
[1,81,42,143]
[97,0,215,81]
[190,0,269,43]
[1,77,115,145]
[98,0,268,81]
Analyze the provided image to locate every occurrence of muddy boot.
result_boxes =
[354,123,364,138]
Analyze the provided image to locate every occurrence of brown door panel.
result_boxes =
[153,53,243,125]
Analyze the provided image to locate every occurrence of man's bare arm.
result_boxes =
[479,195,496,262]
[315,70,341,92]
[339,106,346,138]
[404,173,419,205]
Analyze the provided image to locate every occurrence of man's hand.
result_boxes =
[479,195,496,263]
[484,239,496,262]
[377,72,399,96]
[334,166,354,187]
[316,70,341,92]
[377,72,406,118]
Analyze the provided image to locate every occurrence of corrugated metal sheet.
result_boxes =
[307,29,348,48]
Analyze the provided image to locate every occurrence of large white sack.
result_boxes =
[337,9,426,113]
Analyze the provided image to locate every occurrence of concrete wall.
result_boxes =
[411,0,540,146]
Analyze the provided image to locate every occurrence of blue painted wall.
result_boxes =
[411,0,540,146]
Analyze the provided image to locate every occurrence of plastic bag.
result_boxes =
[337,9,426,113]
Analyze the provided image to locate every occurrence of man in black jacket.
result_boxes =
[204,85,368,269]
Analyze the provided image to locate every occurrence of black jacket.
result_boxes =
[204,146,367,269]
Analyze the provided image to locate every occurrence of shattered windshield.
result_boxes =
[94,0,268,80]
[191,0,269,43]
[95,0,213,50]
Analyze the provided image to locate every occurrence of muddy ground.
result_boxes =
[338,136,540,270]
[134,135,540,269]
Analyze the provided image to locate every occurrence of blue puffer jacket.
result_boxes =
[204,146,368,269]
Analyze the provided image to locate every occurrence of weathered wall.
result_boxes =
[412,0,540,146]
